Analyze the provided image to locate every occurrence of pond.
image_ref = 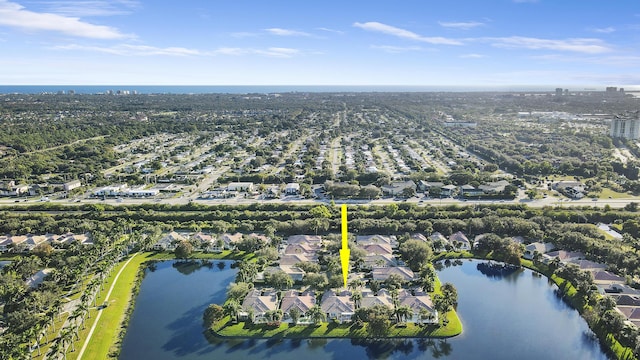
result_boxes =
[119,259,608,360]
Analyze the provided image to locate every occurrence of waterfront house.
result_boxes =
[320,291,354,323]
[240,289,279,323]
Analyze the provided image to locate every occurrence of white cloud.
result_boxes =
[439,21,484,30]
[460,53,486,58]
[54,43,200,56]
[56,43,303,58]
[0,0,129,39]
[256,47,300,58]
[489,36,611,54]
[371,45,423,53]
[317,27,345,35]
[265,28,311,37]
[38,0,140,17]
[592,27,615,34]
[353,21,462,45]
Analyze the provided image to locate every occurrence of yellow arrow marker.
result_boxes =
[339,204,350,289]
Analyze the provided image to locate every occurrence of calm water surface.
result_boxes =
[119,259,608,360]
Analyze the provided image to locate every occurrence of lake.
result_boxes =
[119,259,608,360]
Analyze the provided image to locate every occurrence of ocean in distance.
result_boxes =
[0,85,605,95]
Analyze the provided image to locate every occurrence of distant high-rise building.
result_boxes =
[611,112,640,140]
[606,86,618,93]
[563,89,569,95]
[555,88,563,96]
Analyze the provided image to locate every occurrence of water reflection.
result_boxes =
[120,259,607,360]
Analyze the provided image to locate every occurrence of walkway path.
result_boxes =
[76,253,138,360]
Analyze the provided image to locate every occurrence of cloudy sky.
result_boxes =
[1,0,639,86]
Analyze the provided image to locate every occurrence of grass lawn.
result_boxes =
[142,250,255,261]
[213,263,462,340]
[599,188,640,200]
[65,253,149,360]
[213,310,461,339]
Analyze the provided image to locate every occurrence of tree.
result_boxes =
[227,282,251,301]
[223,299,241,323]
[289,308,301,325]
[350,290,363,310]
[366,305,392,337]
[419,266,437,292]
[255,246,279,262]
[396,305,412,323]
[303,273,328,290]
[401,186,416,198]
[236,261,259,283]
[399,239,433,272]
[309,205,332,219]
[441,283,458,309]
[306,305,326,325]
[32,242,54,259]
[203,304,224,327]
[265,270,294,290]
[384,274,405,290]
[625,202,639,212]
[175,240,193,259]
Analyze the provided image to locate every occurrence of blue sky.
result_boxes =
[1,0,639,86]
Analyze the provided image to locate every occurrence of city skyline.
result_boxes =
[1,0,639,86]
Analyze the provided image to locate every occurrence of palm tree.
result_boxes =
[223,299,241,323]
[396,305,412,323]
[420,308,436,324]
[306,305,326,325]
[350,290,362,310]
[47,336,63,360]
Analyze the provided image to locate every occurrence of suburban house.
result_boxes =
[280,290,316,324]
[0,237,12,252]
[448,232,471,250]
[399,290,438,324]
[22,235,49,251]
[283,242,321,257]
[418,181,444,194]
[320,291,354,323]
[460,184,483,197]
[362,243,393,255]
[478,180,510,194]
[592,270,626,285]
[285,183,301,195]
[569,259,607,273]
[287,235,322,246]
[360,290,394,309]
[279,253,313,266]
[371,266,415,281]
[219,233,243,250]
[616,307,640,328]
[410,233,428,242]
[264,265,305,282]
[356,235,398,249]
[227,182,254,192]
[523,242,556,260]
[63,179,82,191]
[0,180,29,197]
[553,181,586,199]
[542,250,585,264]
[240,289,279,323]
[429,232,449,251]
[152,231,185,251]
[381,181,417,197]
[191,232,220,251]
[363,254,398,269]
[440,184,457,197]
